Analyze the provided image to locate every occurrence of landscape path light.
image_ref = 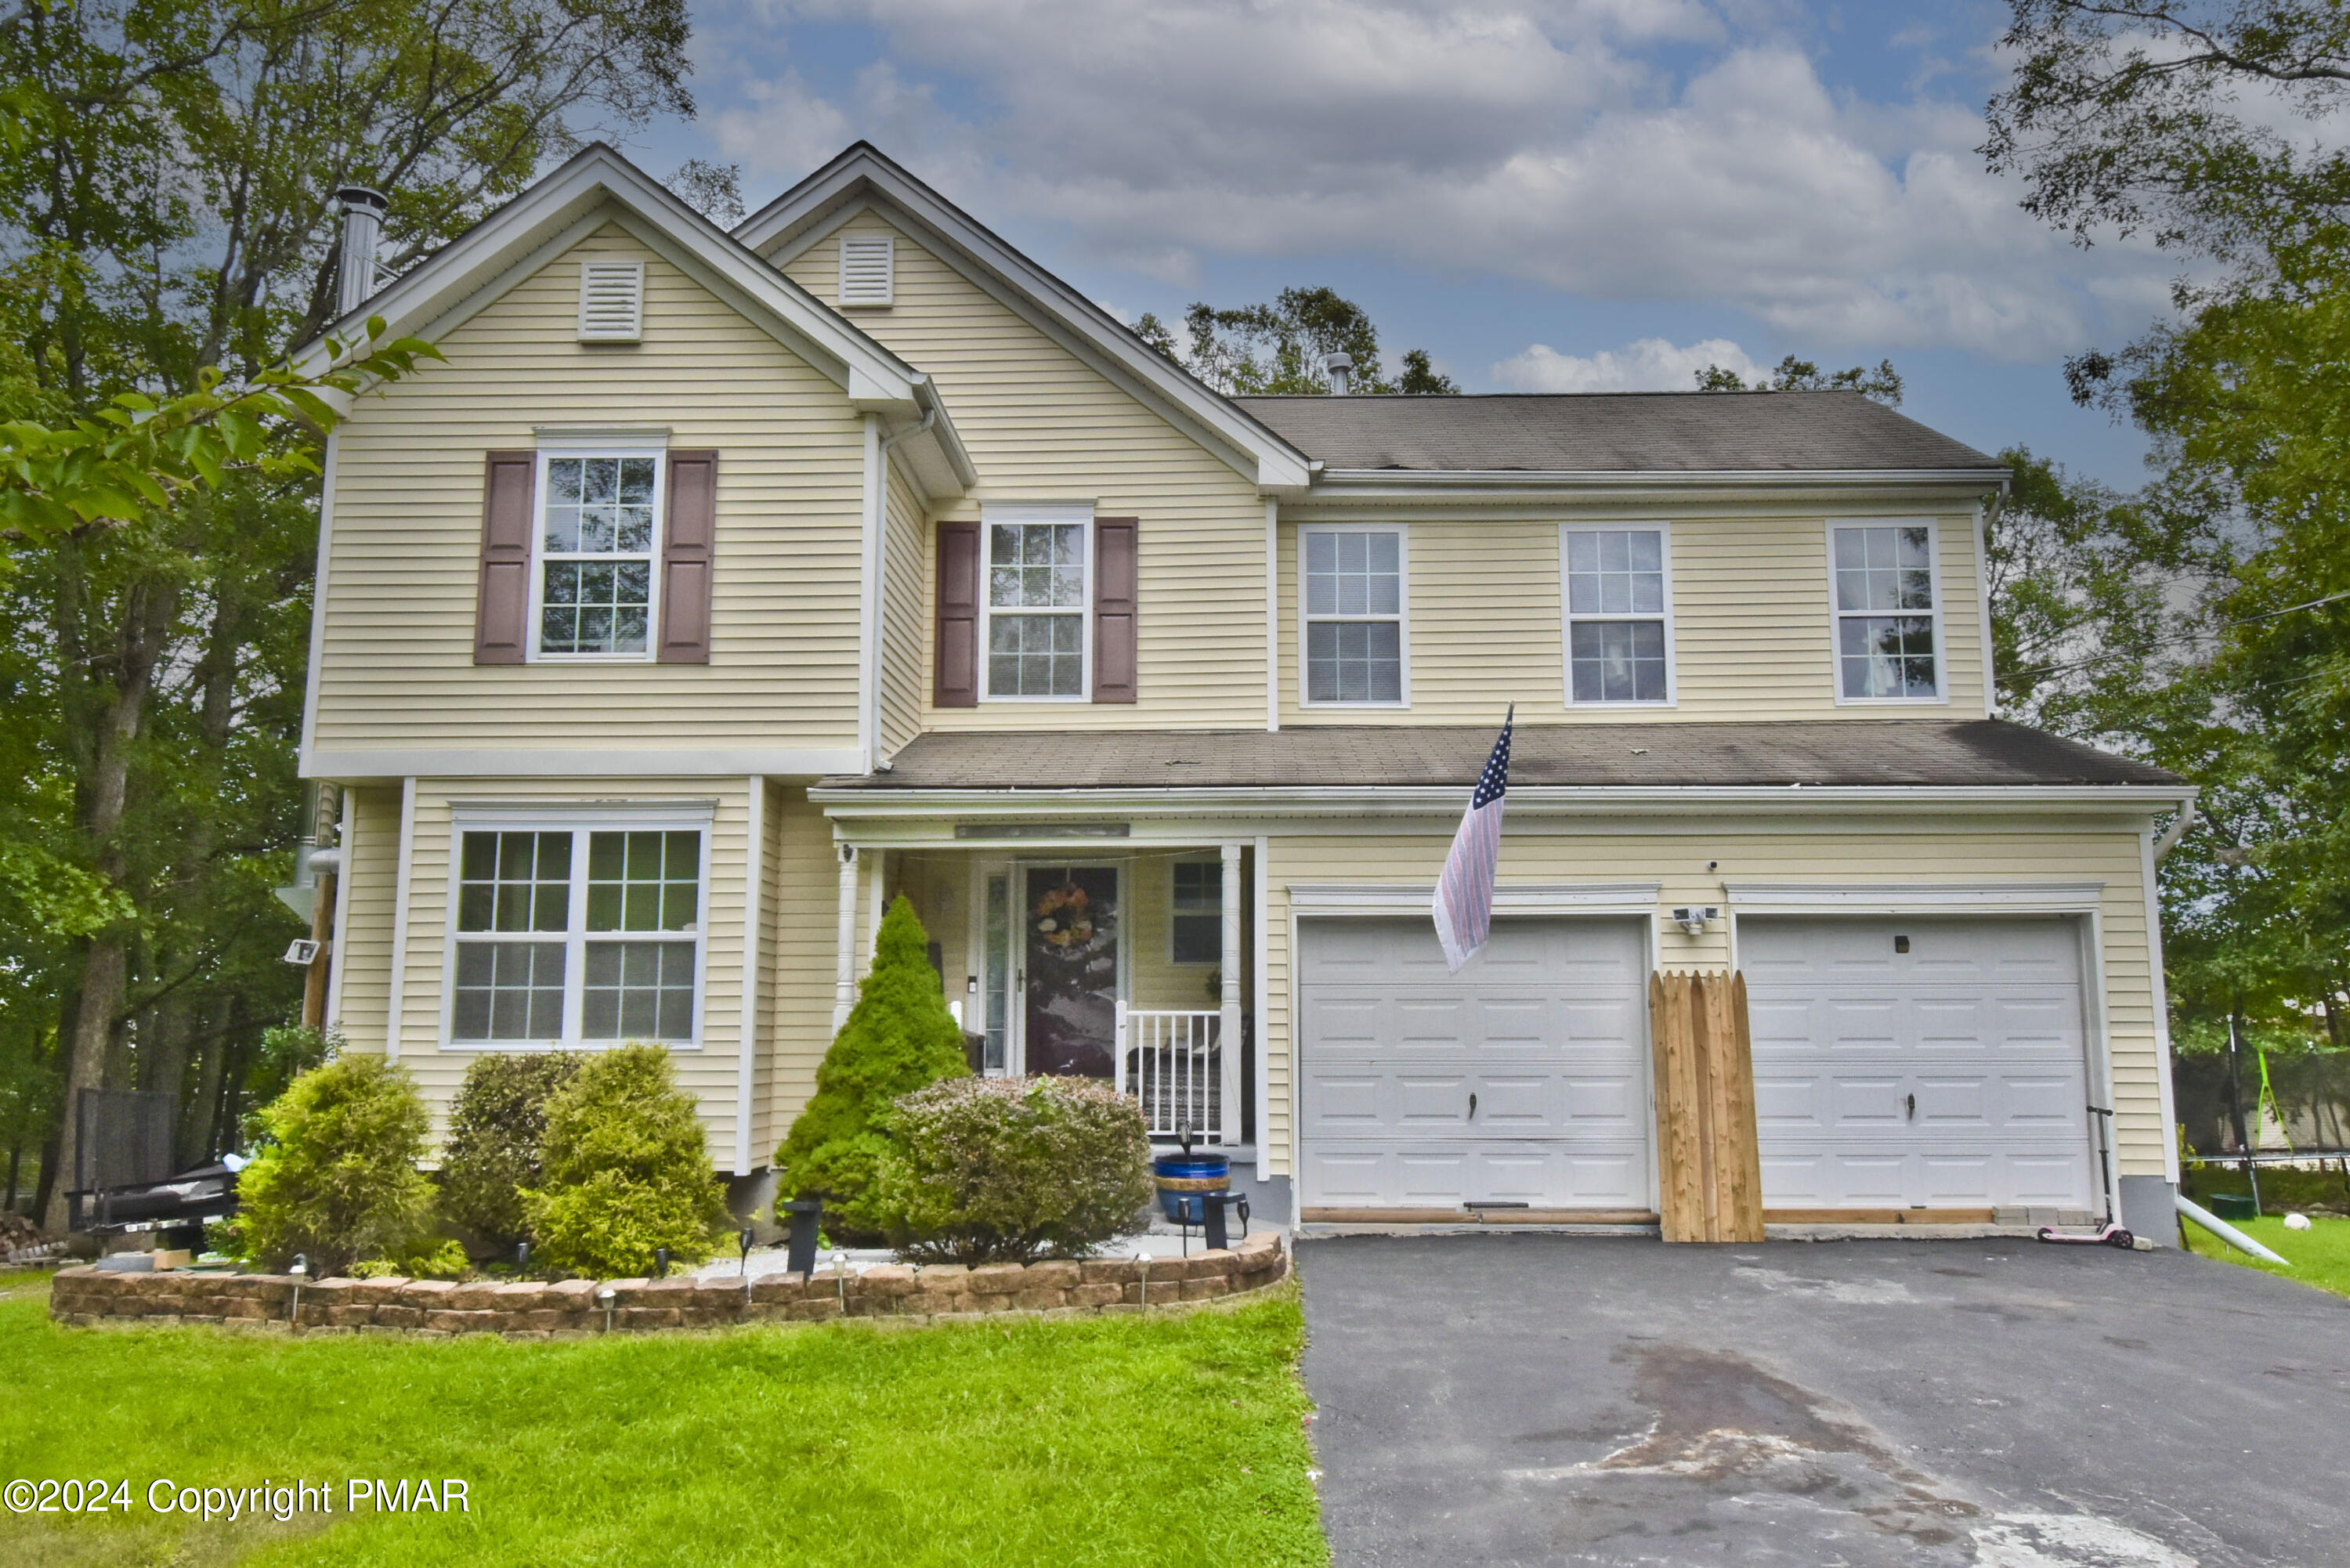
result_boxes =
[288,1255,308,1326]
[598,1285,616,1333]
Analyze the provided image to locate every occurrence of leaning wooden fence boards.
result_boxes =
[1649,971,1765,1243]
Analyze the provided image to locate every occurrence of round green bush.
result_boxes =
[234,1054,433,1277]
[860,1075,1153,1264]
[523,1044,728,1277]
[776,895,968,1236]
[439,1052,583,1252]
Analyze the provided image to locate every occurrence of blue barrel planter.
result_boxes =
[1154,1151,1231,1226]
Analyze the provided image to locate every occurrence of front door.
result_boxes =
[1021,865,1120,1078]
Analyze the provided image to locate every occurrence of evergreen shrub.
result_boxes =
[439,1052,582,1252]
[234,1054,433,1276]
[524,1044,728,1277]
[863,1075,1152,1264]
[775,895,968,1237]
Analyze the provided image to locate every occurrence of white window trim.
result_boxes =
[527,440,669,664]
[1826,516,1949,706]
[1560,521,1678,709]
[978,504,1096,703]
[1297,522,1411,709]
[439,808,713,1052]
[1168,856,1221,966]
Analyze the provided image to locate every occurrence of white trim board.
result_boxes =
[306,747,862,782]
[1287,881,1662,915]
[1723,880,2107,913]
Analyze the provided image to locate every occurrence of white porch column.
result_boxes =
[1220,842,1243,1144]
[832,844,860,1033]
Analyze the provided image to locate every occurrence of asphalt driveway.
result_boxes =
[1297,1234,2348,1566]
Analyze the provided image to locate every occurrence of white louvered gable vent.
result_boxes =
[837,234,893,306]
[577,259,644,342]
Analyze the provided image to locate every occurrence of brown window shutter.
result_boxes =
[935,520,981,707]
[1093,517,1138,703]
[474,452,536,664]
[658,450,718,663]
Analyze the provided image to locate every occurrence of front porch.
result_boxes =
[832,840,1259,1149]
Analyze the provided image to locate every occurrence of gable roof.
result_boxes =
[1232,391,2004,478]
[295,143,974,495]
[735,142,1314,492]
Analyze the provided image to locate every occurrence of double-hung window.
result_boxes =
[1564,526,1673,704]
[535,450,663,659]
[450,822,705,1046]
[1831,522,1942,701]
[1303,526,1406,704]
[982,511,1089,699]
[1170,860,1221,965]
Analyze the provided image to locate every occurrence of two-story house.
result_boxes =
[297,143,2194,1243]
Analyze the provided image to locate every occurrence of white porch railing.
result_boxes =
[1115,1003,1240,1144]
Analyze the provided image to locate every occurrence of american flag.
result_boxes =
[1434,708,1513,972]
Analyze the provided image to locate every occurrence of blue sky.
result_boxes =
[617,1,2182,487]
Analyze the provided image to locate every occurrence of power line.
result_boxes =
[2008,587,2350,682]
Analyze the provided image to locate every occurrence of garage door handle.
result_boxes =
[1468,1093,1477,1121]
[1904,1093,1915,1121]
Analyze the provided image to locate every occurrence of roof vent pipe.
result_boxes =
[332,186,389,317]
[1323,352,1352,396]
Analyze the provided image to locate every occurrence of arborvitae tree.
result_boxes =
[524,1045,728,1278]
[776,896,969,1230]
[234,1054,432,1276]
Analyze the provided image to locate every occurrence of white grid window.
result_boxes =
[537,453,662,657]
[1170,860,1221,965]
[452,826,703,1046]
[1833,523,1941,700]
[1303,528,1405,704]
[1565,527,1672,704]
[984,521,1088,699]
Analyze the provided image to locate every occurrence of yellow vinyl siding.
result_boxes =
[1258,824,2161,1179]
[880,461,927,756]
[385,777,753,1164]
[780,217,1271,730]
[315,221,867,755]
[767,786,843,1153]
[328,785,402,1055]
[1278,509,1987,724]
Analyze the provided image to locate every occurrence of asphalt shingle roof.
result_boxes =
[825,721,2178,792]
[1229,390,2001,474]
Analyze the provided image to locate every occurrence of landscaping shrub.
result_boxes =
[776,895,968,1237]
[234,1054,433,1276]
[523,1044,728,1277]
[439,1052,583,1252]
[861,1075,1153,1264]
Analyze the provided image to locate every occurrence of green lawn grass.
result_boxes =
[2178,1211,2350,1299]
[0,1274,1326,1567]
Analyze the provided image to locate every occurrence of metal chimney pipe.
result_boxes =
[332,186,389,316]
[1323,352,1353,396]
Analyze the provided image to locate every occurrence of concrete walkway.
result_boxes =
[1298,1234,2348,1566]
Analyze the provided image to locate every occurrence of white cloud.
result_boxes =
[707,2,2172,358]
[1492,337,1764,392]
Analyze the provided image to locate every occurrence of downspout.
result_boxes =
[2153,800,2196,862]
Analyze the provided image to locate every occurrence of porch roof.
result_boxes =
[828,720,2181,792]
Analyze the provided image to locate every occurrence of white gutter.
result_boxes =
[809,782,2200,818]
[858,415,883,772]
[1264,499,1279,732]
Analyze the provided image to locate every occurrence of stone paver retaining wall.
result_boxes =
[47,1232,1288,1337]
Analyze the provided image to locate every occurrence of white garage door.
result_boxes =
[1741,916,2095,1211]
[1297,916,1650,1210]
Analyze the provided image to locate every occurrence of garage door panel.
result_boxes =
[1742,916,2094,1212]
[1832,1077,1904,1124]
[1298,916,1650,1210]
